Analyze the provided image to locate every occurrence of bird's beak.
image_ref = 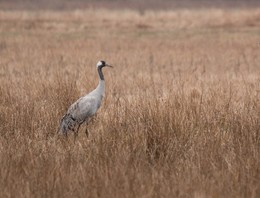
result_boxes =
[105,64,113,68]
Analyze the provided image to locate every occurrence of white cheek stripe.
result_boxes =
[97,61,102,67]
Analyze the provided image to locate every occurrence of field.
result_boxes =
[0,7,259,198]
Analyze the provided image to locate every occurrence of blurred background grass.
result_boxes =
[0,1,259,198]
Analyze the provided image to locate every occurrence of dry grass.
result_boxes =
[0,8,259,198]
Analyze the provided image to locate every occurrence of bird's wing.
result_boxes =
[67,96,97,122]
[67,97,83,116]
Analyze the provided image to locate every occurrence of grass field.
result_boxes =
[0,8,259,198]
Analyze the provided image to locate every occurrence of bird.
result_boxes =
[58,60,113,139]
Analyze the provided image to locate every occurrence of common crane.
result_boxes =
[59,60,113,139]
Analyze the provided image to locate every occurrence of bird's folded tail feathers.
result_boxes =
[58,114,78,135]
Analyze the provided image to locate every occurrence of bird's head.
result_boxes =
[96,60,113,68]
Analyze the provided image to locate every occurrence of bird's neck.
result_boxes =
[97,67,105,96]
[96,79,105,97]
[97,66,104,80]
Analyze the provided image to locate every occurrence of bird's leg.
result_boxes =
[85,127,89,138]
[73,124,81,142]
[83,119,91,138]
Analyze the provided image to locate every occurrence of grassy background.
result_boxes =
[0,7,259,198]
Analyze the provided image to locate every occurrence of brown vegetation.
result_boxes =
[0,8,259,198]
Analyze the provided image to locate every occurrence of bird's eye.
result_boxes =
[102,61,105,65]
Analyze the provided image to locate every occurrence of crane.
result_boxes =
[58,60,113,139]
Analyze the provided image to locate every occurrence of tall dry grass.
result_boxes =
[0,9,259,198]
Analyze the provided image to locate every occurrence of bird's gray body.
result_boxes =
[59,61,111,137]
